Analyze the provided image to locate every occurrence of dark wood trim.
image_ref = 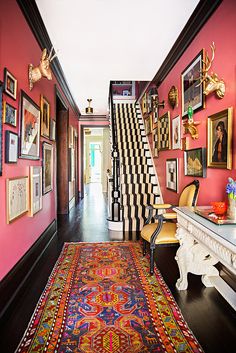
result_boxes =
[17,0,80,117]
[55,85,68,112]
[79,115,109,122]
[0,219,57,321]
[153,0,222,86]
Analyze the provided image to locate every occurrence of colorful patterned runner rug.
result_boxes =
[16,242,203,353]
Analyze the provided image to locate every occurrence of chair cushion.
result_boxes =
[141,222,179,244]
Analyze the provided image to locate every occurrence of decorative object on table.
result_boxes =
[40,95,50,138]
[210,201,227,216]
[226,177,236,220]
[166,158,178,192]
[168,85,178,109]
[29,166,43,216]
[19,91,40,160]
[42,142,53,194]
[181,49,205,117]
[29,47,57,90]
[144,114,152,135]
[158,111,171,151]
[184,147,206,177]
[196,42,225,99]
[4,68,17,100]
[172,115,181,149]
[50,119,56,141]
[15,242,203,353]
[152,127,159,157]
[0,82,3,176]
[3,101,17,126]
[6,176,28,224]
[5,130,18,163]
[207,107,233,170]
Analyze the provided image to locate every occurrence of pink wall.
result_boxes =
[0,0,79,280]
[147,0,236,206]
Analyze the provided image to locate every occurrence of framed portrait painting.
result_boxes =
[158,111,171,151]
[166,158,178,192]
[172,115,181,149]
[5,130,18,163]
[184,147,206,177]
[29,166,42,216]
[4,68,17,100]
[3,101,17,127]
[20,91,40,159]
[6,176,28,224]
[207,108,233,170]
[41,95,50,138]
[42,142,53,194]
[181,49,205,117]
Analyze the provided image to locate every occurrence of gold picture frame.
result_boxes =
[158,111,171,151]
[207,107,233,170]
[40,95,50,138]
[42,142,53,194]
[6,176,28,224]
[144,114,152,135]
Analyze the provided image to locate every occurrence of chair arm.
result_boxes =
[153,203,172,210]
[163,212,177,220]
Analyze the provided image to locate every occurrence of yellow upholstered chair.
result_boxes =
[141,180,200,274]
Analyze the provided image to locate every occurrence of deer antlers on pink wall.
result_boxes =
[196,42,225,99]
[28,47,57,90]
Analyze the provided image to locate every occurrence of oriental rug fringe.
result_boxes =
[16,242,203,353]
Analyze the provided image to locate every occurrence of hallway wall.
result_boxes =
[145,0,236,205]
[0,0,79,280]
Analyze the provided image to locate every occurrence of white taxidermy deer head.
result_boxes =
[28,47,57,90]
[196,42,225,99]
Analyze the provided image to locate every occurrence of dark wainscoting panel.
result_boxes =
[0,219,57,321]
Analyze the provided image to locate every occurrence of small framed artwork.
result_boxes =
[172,115,181,149]
[41,95,50,138]
[50,119,56,141]
[181,136,189,151]
[207,108,233,170]
[6,176,28,224]
[181,49,205,117]
[0,82,3,176]
[166,158,178,192]
[158,111,171,151]
[42,142,53,194]
[3,101,17,126]
[20,91,40,159]
[5,130,18,163]
[184,147,207,177]
[29,166,43,216]
[4,68,17,100]
[141,93,147,116]
[145,114,152,135]
[152,128,159,157]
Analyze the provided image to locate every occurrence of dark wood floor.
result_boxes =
[1,183,236,352]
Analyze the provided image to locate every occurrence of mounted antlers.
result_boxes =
[29,47,57,90]
[196,42,225,99]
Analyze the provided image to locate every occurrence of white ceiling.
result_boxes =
[36,0,199,115]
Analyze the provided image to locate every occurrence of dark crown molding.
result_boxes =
[152,0,222,87]
[17,0,81,117]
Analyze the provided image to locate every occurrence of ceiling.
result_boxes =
[35,0,199,115]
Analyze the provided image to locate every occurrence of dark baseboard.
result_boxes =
[0,219,57,321]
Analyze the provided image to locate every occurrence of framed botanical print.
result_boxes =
[41,95,50,138]
[158,111,171,151]
[42,142,53,194]
[29,166,43,216]
[184,147,207,177]
[3,101,17,126]
[166,158,178,192]
[152,128,159,157]
[4,68,17,100]
[181,49,205,117]
[172,115,181,149]
[0,81,3,176]
[5,130,18,163]
[20,91,40,159]
[6,176,28,224]
[207,108,233,170]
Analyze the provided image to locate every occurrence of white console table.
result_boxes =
[174,207,236,310]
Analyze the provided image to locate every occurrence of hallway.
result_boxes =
[1,183,236,352]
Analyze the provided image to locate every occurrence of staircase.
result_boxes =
[114,101,161,236]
